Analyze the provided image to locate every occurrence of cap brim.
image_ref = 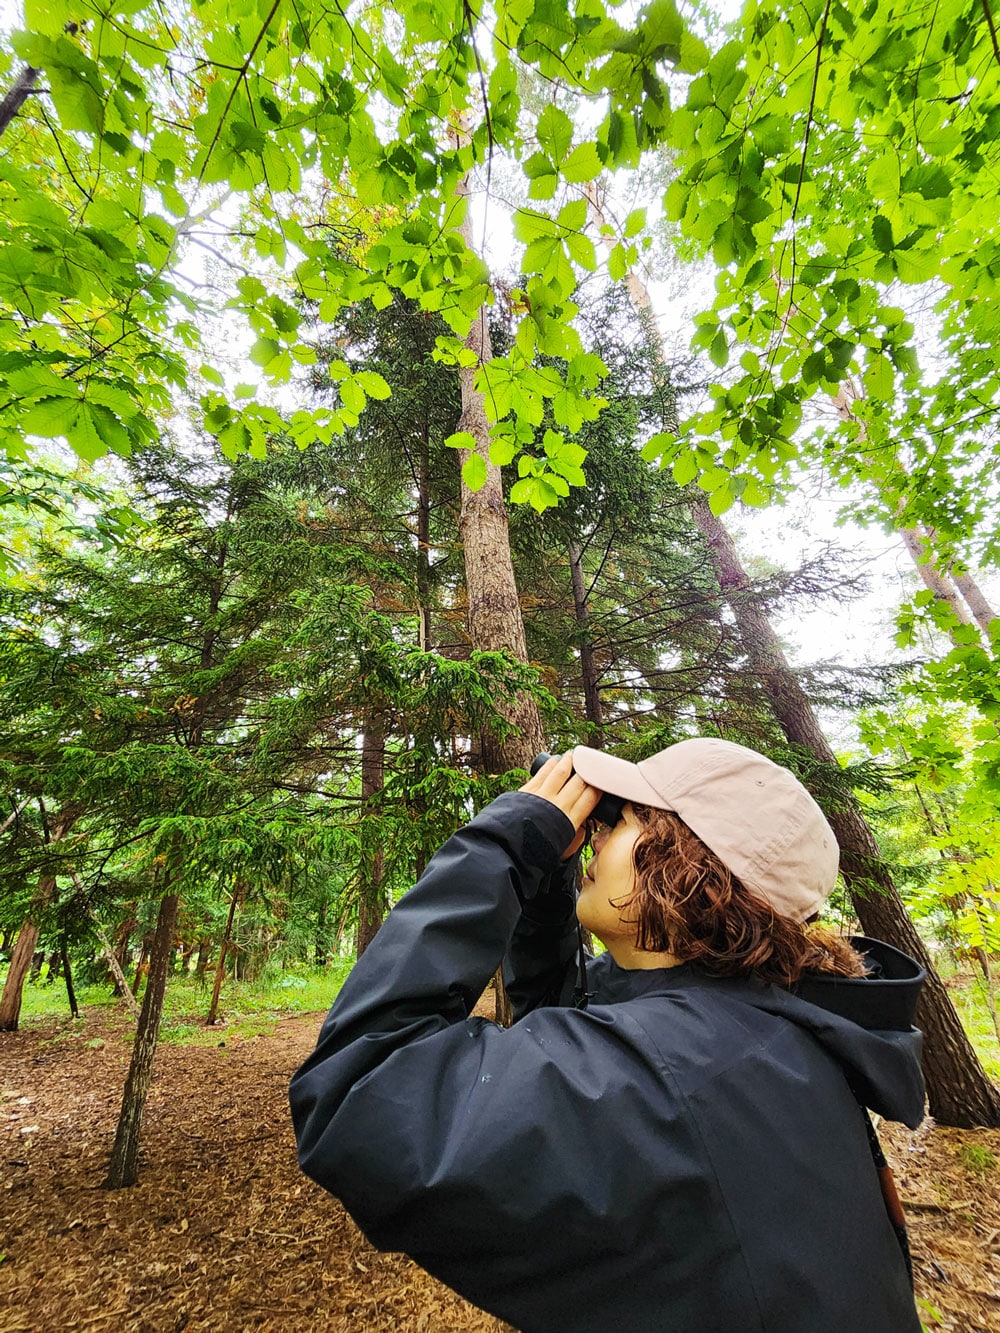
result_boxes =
[572,746,672,811]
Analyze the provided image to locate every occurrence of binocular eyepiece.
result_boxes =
[530,753,626,829]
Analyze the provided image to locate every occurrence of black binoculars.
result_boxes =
[530,753,626,828]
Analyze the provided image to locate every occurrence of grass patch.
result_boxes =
[934,956,1000,1082]
[958,1143,997,1175]
[1,957,354,1044]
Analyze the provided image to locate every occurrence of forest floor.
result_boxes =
[1,1005,999,1333]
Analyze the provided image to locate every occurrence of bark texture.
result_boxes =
[104,892,180,1189]
[899,524,974,626]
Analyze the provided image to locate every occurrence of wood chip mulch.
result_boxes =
[2,1003,999,1332]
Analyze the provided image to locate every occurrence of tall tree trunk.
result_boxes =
[206,884,241,1025]
[586,186,1000,1127]
[0,806,77,1030]
[833,384,991,642]
[569,539,604,745]
[949,565,997,637]
[0,65,39,139]
[103,891,179,1189]
[132,937,151,998]
[455,169,544,775]
[357,716,387,958]
[61,937,79,1019]
[454,160,543,1026]
[416,430,433,652]
[0,914,46,1031]
[898,523,974,627]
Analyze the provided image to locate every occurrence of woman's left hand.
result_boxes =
[519,752,601,859]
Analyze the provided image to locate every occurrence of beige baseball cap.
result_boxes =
[572,738,839,923]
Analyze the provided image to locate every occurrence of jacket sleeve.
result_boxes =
[289,791,576,1219]
[502,845,582,1019]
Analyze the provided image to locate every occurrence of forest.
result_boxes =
[1,0,1000,1327]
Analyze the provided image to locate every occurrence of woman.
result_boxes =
[290,740,925,1332]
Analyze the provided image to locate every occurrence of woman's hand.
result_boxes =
[519,752,601,860]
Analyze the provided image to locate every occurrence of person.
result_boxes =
[290,739,926,1332]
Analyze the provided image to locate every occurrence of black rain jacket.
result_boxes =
[290,792,926,1332]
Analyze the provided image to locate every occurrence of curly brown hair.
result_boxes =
[615,805,866,988]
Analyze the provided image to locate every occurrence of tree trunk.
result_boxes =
[455,169,544,775]
[206,885,241,1025]
[0,805,77,1030]
[0,915,44,1030]
[315,899,329,967]
[833,384,990,643]
[132,938,151,998]
[103,891,179,1189]
[61,937,79,1019]
[949,566,997,637]
[417,431,433,652]
[0,65,39,139]
[569,539,604,745]
[587,189,1000,1127]
[194,937,212,980]
[899,524,974,627]
[357,717,387,958]
[0,794,31,837]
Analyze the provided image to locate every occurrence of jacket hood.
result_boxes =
[738,935,926,1128]
[588,936,927,1129]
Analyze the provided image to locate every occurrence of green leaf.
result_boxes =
[565,231,597,270]
[462,452,487,490]
[872,214,894,253]
[355,371,392,400]
[641,430,676,463]
[608,243,628,281]
[562,142,604,183]
[557,199,588,232]
[513,209,558,244]
[21,396,80,439]
[623,207,647,238]
[671,450,698,485]
[444,431,477,450]
[249,338,281,367]
[523,151,556,181]
[536,105,574,165]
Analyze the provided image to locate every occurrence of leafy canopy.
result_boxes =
[0,0,706,505]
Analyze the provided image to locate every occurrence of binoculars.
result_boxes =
[530,753,626,828]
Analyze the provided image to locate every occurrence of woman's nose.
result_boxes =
[591,822,609,852]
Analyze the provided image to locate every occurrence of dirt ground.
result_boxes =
[2,1007,1000,1333]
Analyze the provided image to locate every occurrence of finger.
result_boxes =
[519,751,571,796]
[566,784,602,828]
